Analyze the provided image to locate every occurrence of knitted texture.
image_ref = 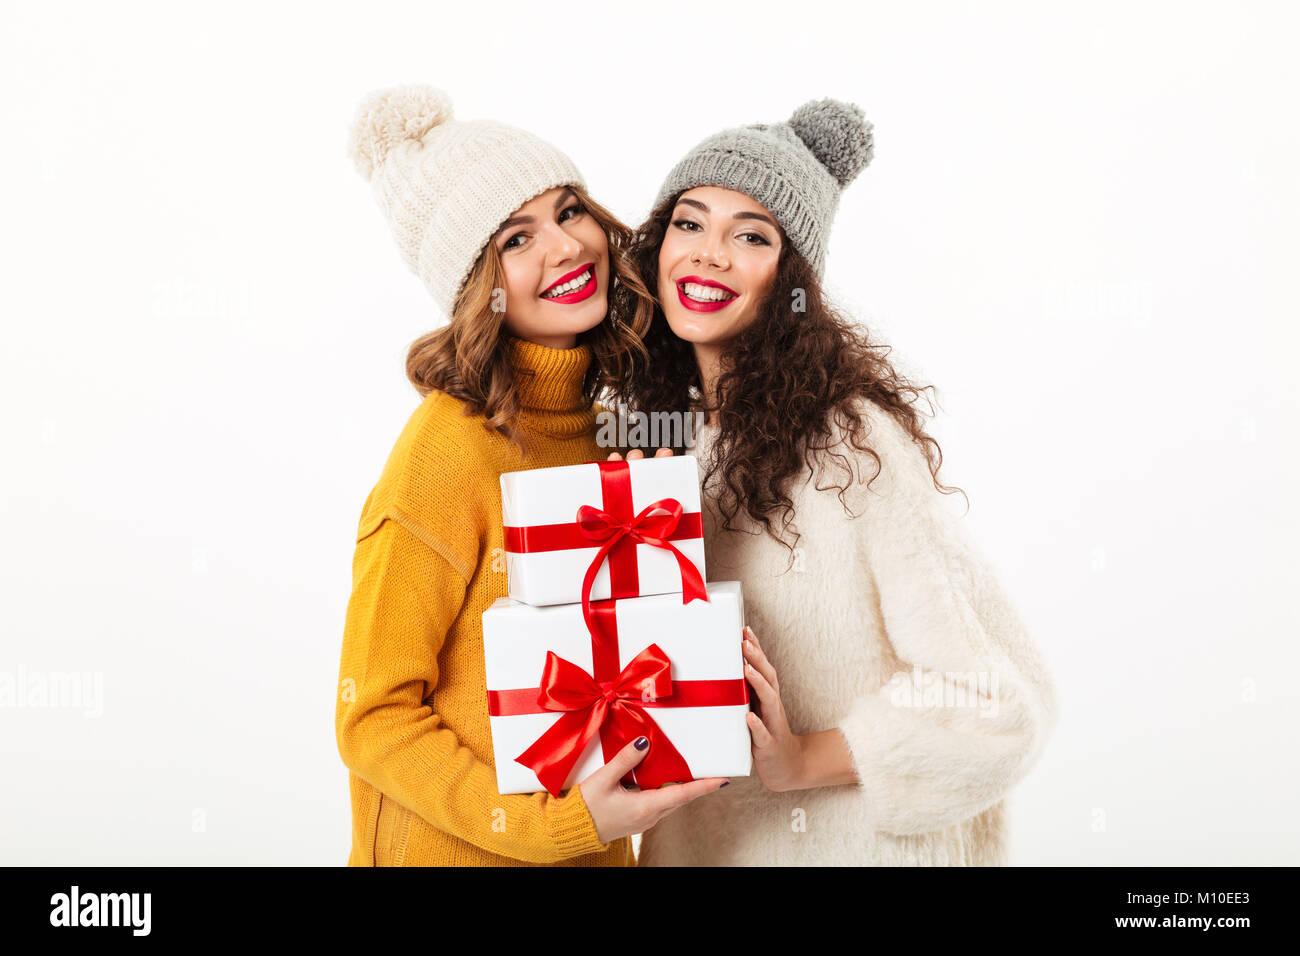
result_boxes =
[652,98,873,278]
[348,85,586,318]
[336,337,634,866]
[637,400,1057,866]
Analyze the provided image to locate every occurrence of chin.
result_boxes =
[662,310,724,345]
[548,305,607,341]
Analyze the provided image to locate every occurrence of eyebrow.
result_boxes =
[675,197,779,230]
[497,188,576,233]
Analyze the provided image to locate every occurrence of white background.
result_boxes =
[2,0,1297,865]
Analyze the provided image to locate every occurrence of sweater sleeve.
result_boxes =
[335,515,612,863]
[832,413,1058,836]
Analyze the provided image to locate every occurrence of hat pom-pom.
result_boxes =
[348,84,455,182]
[789,98,874,187]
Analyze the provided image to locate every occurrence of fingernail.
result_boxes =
[720,781,730,787]
[634,736,649,750]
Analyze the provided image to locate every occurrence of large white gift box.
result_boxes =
[499,456,707,607]
[482,581,752,796]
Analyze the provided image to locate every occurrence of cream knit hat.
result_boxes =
[347,84,587,317]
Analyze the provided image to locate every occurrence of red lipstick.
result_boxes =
[540,262,598,304]
[676,275,738,313]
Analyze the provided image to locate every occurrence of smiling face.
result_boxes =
[492,186,611,350]
[657,185,783,349]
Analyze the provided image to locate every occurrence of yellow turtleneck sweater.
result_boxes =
[336,335,634,866]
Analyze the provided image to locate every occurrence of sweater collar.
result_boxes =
[505,334,591,410]
[504,334,595,437]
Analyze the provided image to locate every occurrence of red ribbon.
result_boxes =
[503,460,707,633]
[487,600,749,796]
[572,460,708,640]
[514,643,692,797]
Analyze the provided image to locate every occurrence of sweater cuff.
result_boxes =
[834,695,902,833]
[546,783,612,858]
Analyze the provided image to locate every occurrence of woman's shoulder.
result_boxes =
[382,388,494,474]
[353,388,494,555]
[800,397,943,514]
[412,385,483,430]
[814,396,929,476]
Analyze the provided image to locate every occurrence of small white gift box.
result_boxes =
[499,456,707,607]
[482,581,752,796]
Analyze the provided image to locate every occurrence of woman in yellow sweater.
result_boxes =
[335,85,730,866]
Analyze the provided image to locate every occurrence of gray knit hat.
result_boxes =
[348,84,586,317]
[652,98,874,278]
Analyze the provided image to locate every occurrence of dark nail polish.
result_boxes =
[720,781,730,787]
[634,736,649,750]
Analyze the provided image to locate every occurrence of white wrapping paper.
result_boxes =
[481,581,752,795]
[499,455,707,607]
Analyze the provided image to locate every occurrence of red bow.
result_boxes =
[576,493,707,641]
[515,642,693,797]
[501,459,706,614]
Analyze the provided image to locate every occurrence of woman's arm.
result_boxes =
[335,516,612,863]
[830,415,1059,836]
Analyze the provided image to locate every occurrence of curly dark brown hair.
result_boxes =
[605,190,967,560]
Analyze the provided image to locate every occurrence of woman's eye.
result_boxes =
[559,203,584,223]
[672,219,700,232]
[741,232,770,246]
[502,232,525,251]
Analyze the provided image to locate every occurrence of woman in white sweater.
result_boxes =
[609,99,1058,865]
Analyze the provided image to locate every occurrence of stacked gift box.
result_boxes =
[482,456,753,796]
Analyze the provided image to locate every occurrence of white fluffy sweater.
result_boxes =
[637,400,1058,866]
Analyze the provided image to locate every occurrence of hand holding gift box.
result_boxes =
[486,454,750,797]
[483,582,753,796]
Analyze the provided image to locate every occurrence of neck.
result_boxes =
[517,331,577,350]
[692,341,724,427]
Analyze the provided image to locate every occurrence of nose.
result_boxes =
[690,234,729,270]
[542,220,583,264]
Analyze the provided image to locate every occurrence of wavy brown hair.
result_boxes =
[405,185,654,455]
[607,190,966,560]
